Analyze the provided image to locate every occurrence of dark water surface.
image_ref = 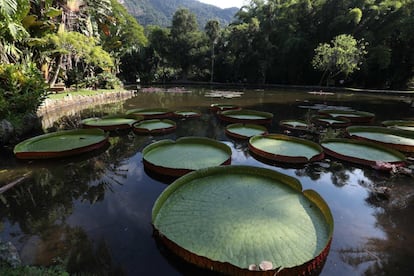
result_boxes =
[1,88,414,275]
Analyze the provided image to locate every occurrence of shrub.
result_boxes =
[96,72,122,89]
[0,63,47,119]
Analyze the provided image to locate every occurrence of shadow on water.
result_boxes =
[1,88,414,275]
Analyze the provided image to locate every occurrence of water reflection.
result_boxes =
[1,88,414,275]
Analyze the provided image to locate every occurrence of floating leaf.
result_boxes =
[152,166,334,275]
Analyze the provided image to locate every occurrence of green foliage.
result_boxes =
[121,0,238,28]
[46,32,113,69]
[0,0,30,62]
[205,20,220,42]
[0,63,47,118]
[312,34,368,85]
[0,263,68,276]
[106,0,147,54]
[95,72,122,89]
[82,72,122,90]
[167,8,209,80]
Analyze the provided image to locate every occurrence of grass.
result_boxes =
[0,263,68,276]
[46,89,126,100]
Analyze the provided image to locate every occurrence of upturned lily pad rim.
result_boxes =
[321,138,406,169]
[318,109,375,122]
[100,113,145,121]
[152,165,334,276]
[346,125,414,152]
[218,109,274,124]
[81,116,138,130]
[249,134,324,164]
[142,137,232,177]
[311,115,351,128]
[173,110,202,118]
[382,120,414,130]
[209,103,241,112]
[125,107,173,119]
[132,119,176,134]
[13,128,109,159]
[225,123,268,139]
[279,119,309,131]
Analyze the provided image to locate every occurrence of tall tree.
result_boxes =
[205,19,220,82]
[169,8,207,80]
[312,34,367,86]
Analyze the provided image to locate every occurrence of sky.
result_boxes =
[197,0,249,9]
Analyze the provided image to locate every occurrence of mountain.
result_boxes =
[118,0,239,28]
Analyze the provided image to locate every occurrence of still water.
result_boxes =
[1,88,414,275]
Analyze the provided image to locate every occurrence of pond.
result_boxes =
[1,87,414,275]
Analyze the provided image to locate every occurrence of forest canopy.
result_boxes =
[134,0,413,89]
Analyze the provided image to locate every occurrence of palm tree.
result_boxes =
[0,0,29,63]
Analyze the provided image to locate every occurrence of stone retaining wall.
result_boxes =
[37,90,135,114]
[0,90,135,145]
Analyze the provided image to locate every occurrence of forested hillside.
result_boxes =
[119,0,238,27]
[131,0,413,90]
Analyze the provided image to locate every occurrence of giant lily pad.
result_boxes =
[132,119,176,135]
[173,110,201,119]
[382,120,414,132]
[225,123,268,139]
[209,103,241,112]
[142,137,231,177]
[125,108,173,119]
[311,115,351,128]
[81,115,140,131]
[249,134,324,164]
[347,126,414,152]
[318,109,375,123]
[279,120,310,133]
[152,165,333,275]
[14,129,108,159]
[321,138,406,169]
[218,109,273,124]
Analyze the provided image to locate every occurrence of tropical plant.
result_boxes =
[168,8,208,80]
[205,19,220,82]
[312,34,368,86]
[0,0,30,63]
[0,62,47,119]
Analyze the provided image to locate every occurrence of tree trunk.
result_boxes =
[50,55,63,87]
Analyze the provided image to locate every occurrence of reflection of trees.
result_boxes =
[340,176,414,275]
[295,163,325,181]
[66,228,125,275]
[0,132,147,271]
[294,160,349,182]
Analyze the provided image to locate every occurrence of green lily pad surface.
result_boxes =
[218,109,273,124]
[347,126,414,152]
[126,108,172,119]
[152,165,333,275]
[81,117,137,130]
[209,103,240,112]
[279,120,309,132]
[14,129,108,159]
[382,120,414,132]
[318,109,375,123]
[143,137,231,177]
[321,138,406,167]
[173,110,201,118]
[249,134,324,163]
[133,119,176,134]
[225,123,268,139]
[312,116,350,128]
